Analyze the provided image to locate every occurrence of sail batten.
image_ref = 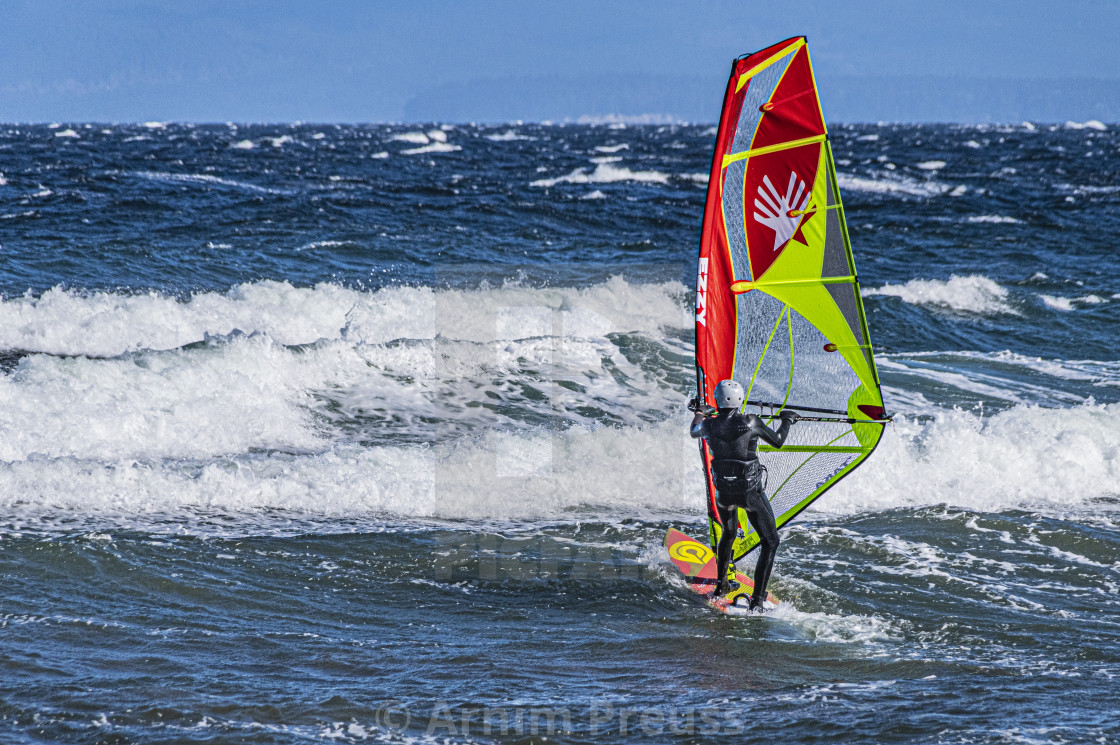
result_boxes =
[694,37,887,561]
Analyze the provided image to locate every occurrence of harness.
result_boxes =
[710,458,767,494]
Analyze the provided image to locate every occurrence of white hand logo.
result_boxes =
[754,172,810,252]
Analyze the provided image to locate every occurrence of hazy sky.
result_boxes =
[2,0,1118,123]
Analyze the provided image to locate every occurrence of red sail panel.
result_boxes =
[744,142,822,280]
[749,44,825,150]
[694,62,744,406]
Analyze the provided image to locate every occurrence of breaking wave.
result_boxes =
[863,275,1018,315]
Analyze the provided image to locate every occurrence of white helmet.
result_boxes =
[713,379,745,410]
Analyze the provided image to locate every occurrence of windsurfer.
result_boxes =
[688,379,799,611]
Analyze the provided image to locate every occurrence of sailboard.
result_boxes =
[665,528,777,614]
[685,37,890,572]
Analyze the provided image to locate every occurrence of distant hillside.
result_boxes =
[405,73,1120,124]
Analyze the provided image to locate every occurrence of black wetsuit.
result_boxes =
[690,408,794,608]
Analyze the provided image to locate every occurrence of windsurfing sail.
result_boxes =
[693,37,889,561]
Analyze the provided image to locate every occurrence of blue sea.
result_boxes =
[1,120,1119,744]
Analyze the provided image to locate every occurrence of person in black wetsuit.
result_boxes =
[689,379,799,611]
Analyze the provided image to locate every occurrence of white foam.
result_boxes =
[0,414,703,529]
[370,151,389,159]
[1065,120,1107,131]
[142,122,167,130]
[903,350,1120,390]
[594,144,629,153]
[133,171,285,194]
[0,335,325,462]
[878,350,1120,409]
[6,399,1117,532]
[964,140,983,149]
[677,173,709,184]
[0,173,8,186]
[485,130,532,142]
[916,160,946,170]
[837,173,949,198]
[863,275,1018,315]
[579,190,607,200]
[967,215,1022,224]
[815,403,1120,518]
[230,139,254,150]
[1040,294,1106,311]
[4,275,1118,533]
[1040,295,1074,311]
[531,163,669,187]
[0,277,689,359]
[856,134,879,142]
[267,135,293,147]
[401,142,461,155]
[390,131,430,145]
[54,129,80,139]
[0,281,357,357]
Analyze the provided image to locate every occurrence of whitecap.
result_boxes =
[132,171,287,195]
[863,275,1017,315]
[836,173,950,198]
[400,141,461,155]
[531,162,669,187]
[1040,294,1106,311]
[1065,120,1107,131]
[966,215,1022,224]
[485,130,532,142]
[390,131,430,145]
[815,403,1120,518]
[1039,295,1074,311]
[54,129,80,139]
[594,144,629,153]
[916,160,946,170]
[230,139,254,150]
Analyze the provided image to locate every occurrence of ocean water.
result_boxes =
[1,120,1119,744]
